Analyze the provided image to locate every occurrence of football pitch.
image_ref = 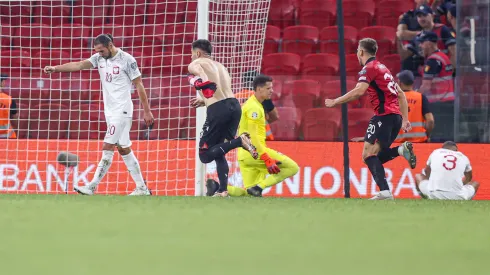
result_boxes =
[0,195,488,275]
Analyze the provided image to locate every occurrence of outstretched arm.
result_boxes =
[325,82,369,107]
[44,60,93,73]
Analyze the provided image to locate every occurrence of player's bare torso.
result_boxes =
[189,58,234,106]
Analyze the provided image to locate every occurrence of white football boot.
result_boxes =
[128,187,152,196]
[398,141,417,169]
[74,185,95,195]
[369,190,394,200]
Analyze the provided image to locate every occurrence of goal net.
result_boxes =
[0,0,271,195]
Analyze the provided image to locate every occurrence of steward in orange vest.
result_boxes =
[395,70,434,143]
[0,74,17,139]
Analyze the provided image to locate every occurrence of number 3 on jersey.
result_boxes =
[384,73,397,95]
[443,155,457,170]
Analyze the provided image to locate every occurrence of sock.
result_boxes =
[215,156,229,192]
[227,185,247,196]
[377,147,400,164]
[364,156,390,191]
[88,150,114,189]
[121,151,146,189]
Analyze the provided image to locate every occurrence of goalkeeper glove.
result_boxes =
[187,74,217,98]
[260,153,281,174]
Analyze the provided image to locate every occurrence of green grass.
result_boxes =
[0,196,488,275]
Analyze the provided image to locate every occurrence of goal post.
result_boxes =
[0,0,271,196]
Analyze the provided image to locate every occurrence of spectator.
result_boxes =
[418,32,454,141]
[397,0,428,43]
[399,4,456,83]
[0,74,18,139]
[394,70,434,143]
[235,70,279,141]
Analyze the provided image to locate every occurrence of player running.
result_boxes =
[415,141,479,200]
[44,34,154,196]
[325,38,417,200]
[206,75,299,197]
[188,39,258,197]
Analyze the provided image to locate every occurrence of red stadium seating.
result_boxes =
[343,0,375,30]
[0,24,13,48]
[298,0,336,30]
[302,53,339,77]
[321,80,360,108]
[302,108,341,141]
[0,50,30,68]
[381,54,402,76]
[268,0,296,29]
[280,79,320,113]
[345,54,361,76]
[262,53,301,77]
[264,25,281,55]
[0,1,32,26]
[13,24,51,55]
[32,1,71,26]
[162,24,196,53]
[69,111,105,140]
[359,26,396,57]
[109,0,146,26]
[72,0,110,26]
[146,2,185,25]
[282,25,319,57]
[376,0,414,27]
[32,50,71,69]
[347,108,373,139]
[29,103,70,139]
[320,26,358,54]
[51,24,91,53]
[270,119,301,141]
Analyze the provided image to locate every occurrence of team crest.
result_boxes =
[378,121,382,127]
[131,62,137,71]
[113,66,120,74]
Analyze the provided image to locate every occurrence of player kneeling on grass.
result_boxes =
[44,34,154,196]
[207,75,299,197]
[415,141,479,200]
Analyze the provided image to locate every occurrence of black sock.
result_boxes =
[365,156,390,191]
[378,147,400,164]
[207,138,242,159]
[215,156,229,192]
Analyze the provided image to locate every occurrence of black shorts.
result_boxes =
[199,98,241,150]
[364,114,402,149]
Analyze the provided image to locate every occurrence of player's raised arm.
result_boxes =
[43,60,92,74]
[324,82,369,107]
[187,62,217,99]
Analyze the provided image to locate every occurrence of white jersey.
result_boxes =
[426,148,472,192]
[88,49,141,118]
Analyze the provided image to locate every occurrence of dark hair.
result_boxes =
[253,74,273,91]
[192,39,212,55]
[359,38,378,56]
[0,73,8,82]
[94,33,114,47]
[442,141,458,150]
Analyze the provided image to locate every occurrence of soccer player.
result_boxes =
[325,38,417,200]
[188,39,258,197]
[415,141,479,200]
[43,34,154,196]
[207,75,299,197]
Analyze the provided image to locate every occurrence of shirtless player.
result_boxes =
[188,39,258,197]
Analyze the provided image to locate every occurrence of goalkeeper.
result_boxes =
[209,75,299,197]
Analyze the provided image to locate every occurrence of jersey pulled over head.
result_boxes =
[94,33,116,60]
[357,38,378,66]
[191,39,212,61]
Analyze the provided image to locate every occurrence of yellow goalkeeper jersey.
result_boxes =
[238,95,267,160]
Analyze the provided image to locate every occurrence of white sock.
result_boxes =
[88,150,114,189]
[122,151,146,189]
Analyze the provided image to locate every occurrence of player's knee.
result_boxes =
[117,146,131,155]
[199,150,213,164]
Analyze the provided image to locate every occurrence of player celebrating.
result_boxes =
[44,34,154,196]
[188,39,258,197]
[206,75,299,197]
[325,38,417,200]
[415,141,479,200]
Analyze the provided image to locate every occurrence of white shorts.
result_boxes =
[418,180,476,200]
[104,116,132,148]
